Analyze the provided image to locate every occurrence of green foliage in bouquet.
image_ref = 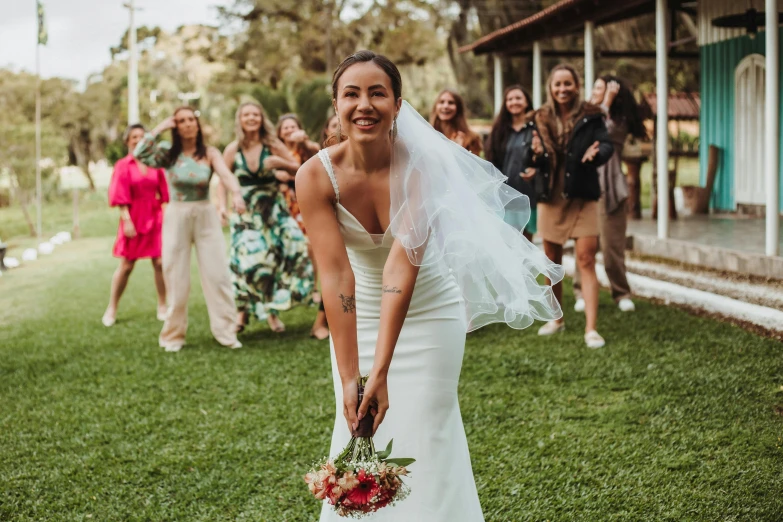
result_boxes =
[304,376,415,518]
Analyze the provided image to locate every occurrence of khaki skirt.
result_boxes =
[537,165,599,245]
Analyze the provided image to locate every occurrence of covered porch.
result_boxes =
[460,0,781,272]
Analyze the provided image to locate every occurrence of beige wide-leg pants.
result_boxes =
[159,201,238,348]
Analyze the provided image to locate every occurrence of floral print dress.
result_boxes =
[229,146,313,320]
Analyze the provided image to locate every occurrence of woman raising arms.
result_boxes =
[135,107,247,352]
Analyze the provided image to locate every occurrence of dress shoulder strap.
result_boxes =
[317,149,340,204]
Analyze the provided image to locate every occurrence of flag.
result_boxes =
[37,1,47,46]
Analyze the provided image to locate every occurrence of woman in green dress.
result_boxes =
[218,101,314,334]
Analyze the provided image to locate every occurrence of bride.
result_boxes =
[297,50,564,521]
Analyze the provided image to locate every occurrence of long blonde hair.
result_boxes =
[234,101,278,148]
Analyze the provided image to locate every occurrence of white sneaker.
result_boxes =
[101,314,115,327]
[584,330,605,349]
[163,343,183,352]
[618,298,635,312]
[228,341,242,349]
[574,298,585,312]
[538,321,565,336]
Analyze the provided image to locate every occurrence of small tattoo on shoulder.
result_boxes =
[339,294,356,313]
[382,285,402,294]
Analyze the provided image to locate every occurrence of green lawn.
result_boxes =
[1,201,782,521]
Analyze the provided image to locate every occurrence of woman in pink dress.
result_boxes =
[102,124,170,327]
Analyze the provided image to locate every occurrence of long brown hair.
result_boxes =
[430,89,475,138]
[235,101,277,148]
[599,75,646,139]
[543,64,582,117]
[485,85,534,170]
[166,106,206,167]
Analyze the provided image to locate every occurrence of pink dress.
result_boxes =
[109,155,169,260]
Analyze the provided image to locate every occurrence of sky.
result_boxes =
[0,0,232,85]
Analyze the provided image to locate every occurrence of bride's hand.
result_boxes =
[342,378,360,434]
[357,371,389,435]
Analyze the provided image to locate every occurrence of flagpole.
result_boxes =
[35,7,42,240]
[125,0,139,124]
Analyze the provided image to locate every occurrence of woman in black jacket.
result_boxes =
[485,85,546,242]
[534,64,613,348]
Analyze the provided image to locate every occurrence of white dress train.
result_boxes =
[317,149,484,521]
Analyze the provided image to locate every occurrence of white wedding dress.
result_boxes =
[317,149,485,521]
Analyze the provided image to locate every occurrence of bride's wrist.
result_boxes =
[340,367,360,385]
[369,365,389,381]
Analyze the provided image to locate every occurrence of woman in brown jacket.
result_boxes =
[534,64,614,348]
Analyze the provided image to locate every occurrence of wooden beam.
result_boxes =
[505,49,700,60]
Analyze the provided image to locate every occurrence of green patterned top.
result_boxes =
[134,133,212,202]
[235,146,275,187]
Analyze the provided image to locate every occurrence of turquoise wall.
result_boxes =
[699,28,783,212]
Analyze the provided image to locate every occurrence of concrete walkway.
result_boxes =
[627,214,783,256]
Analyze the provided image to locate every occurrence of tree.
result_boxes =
[219,0,448,85]
[0,70,68,235]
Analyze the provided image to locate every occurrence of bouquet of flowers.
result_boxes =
[304,376,415,518]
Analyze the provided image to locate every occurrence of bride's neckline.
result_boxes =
[336,203,391,239]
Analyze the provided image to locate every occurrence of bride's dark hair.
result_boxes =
[331,50,402,100]
[326,50,402,146]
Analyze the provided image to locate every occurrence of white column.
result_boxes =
[533,41,542,108]
[584,21,595,95]
[493,54,503,115]
[765,0,780,256]
[656,0,669,239]
[126,0,139,124]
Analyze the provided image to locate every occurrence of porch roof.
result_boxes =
[459,0,690,56]
[642,92,701,121]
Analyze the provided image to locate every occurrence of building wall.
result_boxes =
[699,27,783,212]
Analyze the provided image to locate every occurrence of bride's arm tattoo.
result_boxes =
[339,293,356,313]
[382,285,403,294]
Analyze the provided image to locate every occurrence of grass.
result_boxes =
[1,200,782,521]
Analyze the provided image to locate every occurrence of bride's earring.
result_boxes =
[391,118,398,141]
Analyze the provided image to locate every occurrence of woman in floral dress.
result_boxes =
[218,102,314,334]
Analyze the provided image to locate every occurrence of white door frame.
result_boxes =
[734,53,767,206]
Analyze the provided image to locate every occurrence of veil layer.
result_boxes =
[389,101,564,332]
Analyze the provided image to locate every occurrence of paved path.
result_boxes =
[627,214,783,255]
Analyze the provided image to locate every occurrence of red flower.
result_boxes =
[345,469,379,505]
